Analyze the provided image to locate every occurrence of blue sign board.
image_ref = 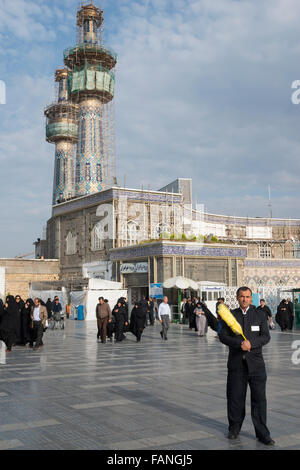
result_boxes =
[150,283,163,299]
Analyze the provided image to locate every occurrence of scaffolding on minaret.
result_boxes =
[45,1,117,205]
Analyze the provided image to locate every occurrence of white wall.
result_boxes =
[246,226,272,239]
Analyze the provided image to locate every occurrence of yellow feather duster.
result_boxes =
[218,304,247,341]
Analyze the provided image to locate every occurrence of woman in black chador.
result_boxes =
[275,299,289,332]
[130,302,147,342]
[46,298,53,320]
[112,300,128,342]
[25,299,35,346]
[15,295,28,345]
[0,295,18,352]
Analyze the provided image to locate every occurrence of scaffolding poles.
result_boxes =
[45,2,117,203]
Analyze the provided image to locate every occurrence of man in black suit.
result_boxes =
[218,286,274,446]
[256,299,272,325]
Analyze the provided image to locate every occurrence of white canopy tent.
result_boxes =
[163,276,199,322]
[163,276,199,290]
[73,279,127,321]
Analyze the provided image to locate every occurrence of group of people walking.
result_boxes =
[95,294,219,344]
[95,296,129,343]
[96,296,160,344]
[275,298,294,331]
[0,295,62,352]
[181,296,219,336]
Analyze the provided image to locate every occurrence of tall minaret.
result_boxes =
[45,69,79,204]
[64,2,117,197]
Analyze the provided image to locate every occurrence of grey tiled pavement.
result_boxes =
[0,319,299,450]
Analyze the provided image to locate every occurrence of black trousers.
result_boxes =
[226,361,270,440]
[136,328,143,342]
[288,313,294,330]
[30,321,44,347]
[115,317,125,341]
[147,310,154,325]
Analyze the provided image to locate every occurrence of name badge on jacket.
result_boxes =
[251,326,260,332]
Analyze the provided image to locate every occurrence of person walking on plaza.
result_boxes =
[46,298,53,320]
[105,299,115,342]
[140,295,149,327]
[30,298,48,350]
[120,297,129,339]
[194,302,207,337]
[24,299,34,345]
[112,299,128,342]
[153,298,159,321]
[185,298,194,330]
[148,297,155,325]
[130,302,147,342]
[96,296,112,343]
[257,299,272,328]
[181,297,187,324]
[158,296,171,341]
[14,295,23,345]
[218,286,274,445]
[275,299,289,332]
[52,298,62,320]
[15,295,28,346]
[286,298,294,330]
[0,296,18,352]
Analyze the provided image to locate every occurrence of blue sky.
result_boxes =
[1,0,300,257]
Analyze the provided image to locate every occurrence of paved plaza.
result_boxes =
[0,320,299,450]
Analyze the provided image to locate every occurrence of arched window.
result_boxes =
[55,157,61,187]
[91,118,95,153]
[63,158,67,186]
[96,163,102,182]
[259,242,272,259]
[80,117,86,154]
[85,162,91,182]
[66,231,77,255]
[91,223,104,251]
[84,19,90,33]
[122,221,139,246]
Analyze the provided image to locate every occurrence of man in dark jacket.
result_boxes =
[96,297,112,343]
[218,286,274,446]
[256,299,272,325]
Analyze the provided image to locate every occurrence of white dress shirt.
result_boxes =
[241,306,250,316]
[33,306,41,321]
[158,302,171,320]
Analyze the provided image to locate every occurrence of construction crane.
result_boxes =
[15,252,34,259]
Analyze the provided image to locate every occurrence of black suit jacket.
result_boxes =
[218,305,270,375]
